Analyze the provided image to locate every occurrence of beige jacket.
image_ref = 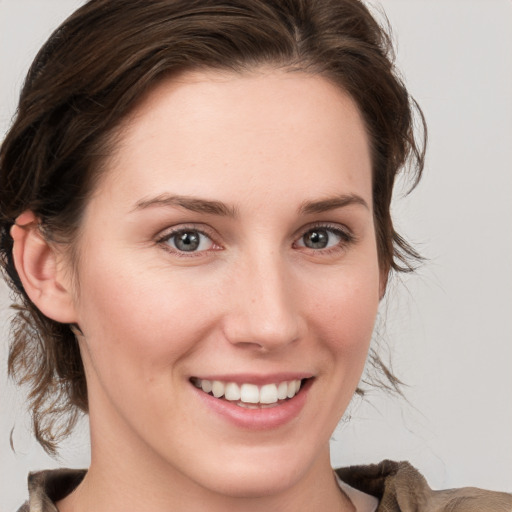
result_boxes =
[18,460,512,512]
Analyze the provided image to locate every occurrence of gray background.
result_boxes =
[1,0,511,510]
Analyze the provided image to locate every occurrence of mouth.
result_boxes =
[190,377,307,409]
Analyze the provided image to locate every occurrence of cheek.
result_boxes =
[308,263,380,340]
[304,259,381,379]
[289,260,380,438]
[75,256,220,385]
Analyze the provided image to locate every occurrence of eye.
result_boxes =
[161,228,215,253]
[295,225,352,251]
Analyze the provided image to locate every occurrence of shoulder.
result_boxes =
[336,460,512,512]
[17,468,87,512]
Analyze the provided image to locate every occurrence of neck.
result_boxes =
[58,430,353,512]
[60,462,353,512]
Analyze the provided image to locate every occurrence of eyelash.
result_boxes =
[293,222,355,255]
[156,222,355,257]
[156,225,220,258]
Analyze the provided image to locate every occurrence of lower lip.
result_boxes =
[192,379,312,430]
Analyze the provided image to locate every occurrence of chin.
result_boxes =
[201,464,303,499]
[183,442,322,499]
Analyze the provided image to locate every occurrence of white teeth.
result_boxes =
[260,383,278,404]
[277,381,288,400]
[224,382,241,401]
[201,379,212,393]
[194,378,304,405]
[240,383,260,403]
[211,380,225,398]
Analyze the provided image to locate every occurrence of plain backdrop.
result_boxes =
[1,0,511,510]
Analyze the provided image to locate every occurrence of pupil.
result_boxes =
[175,231,200,251]
[304,230,328,249]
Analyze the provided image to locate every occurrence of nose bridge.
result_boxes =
[224,246,300,350]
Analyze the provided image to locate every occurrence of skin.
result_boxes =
[16,69,383,511]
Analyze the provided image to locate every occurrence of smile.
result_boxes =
[191,378,303,408]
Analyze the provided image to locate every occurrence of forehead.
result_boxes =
[94,68,372,211]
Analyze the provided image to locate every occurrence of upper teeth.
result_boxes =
[193,378,302,404]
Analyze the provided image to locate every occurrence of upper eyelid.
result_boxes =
[294,221,353,239]
[156,224,216,242]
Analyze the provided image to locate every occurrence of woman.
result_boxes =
[0,0,510,511]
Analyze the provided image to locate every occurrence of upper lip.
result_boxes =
[190,373,314,386]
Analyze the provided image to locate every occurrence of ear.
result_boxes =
[10,211,78,324]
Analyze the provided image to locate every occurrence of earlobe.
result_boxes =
[10,211,78,324]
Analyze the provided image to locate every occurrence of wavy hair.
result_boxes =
[0,0,426,454]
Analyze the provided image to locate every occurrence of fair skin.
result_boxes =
[13,69,382,512]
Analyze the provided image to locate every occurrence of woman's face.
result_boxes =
[68,69,381,497]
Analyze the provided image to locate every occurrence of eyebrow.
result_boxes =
[132,192,368,217]
[132,194,238,217]
[298,194,369,215]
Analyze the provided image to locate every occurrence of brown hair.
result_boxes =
[0,0,426,454]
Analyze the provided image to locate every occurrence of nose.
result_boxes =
[222,251,302,352]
